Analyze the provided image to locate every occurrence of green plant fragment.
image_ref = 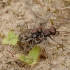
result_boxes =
[16,46,40,65]
[2,31,18,45]
[28,46,40,62]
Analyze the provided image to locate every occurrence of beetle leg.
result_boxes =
[49,36,62,46]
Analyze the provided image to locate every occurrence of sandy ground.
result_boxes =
[0,0,70,70]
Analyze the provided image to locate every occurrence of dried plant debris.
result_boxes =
[14,60,26,67]
[39,48,47,60]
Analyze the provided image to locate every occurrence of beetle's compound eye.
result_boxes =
[43,29,50,37]
[49,26,56,35]
[37,26,42,33]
